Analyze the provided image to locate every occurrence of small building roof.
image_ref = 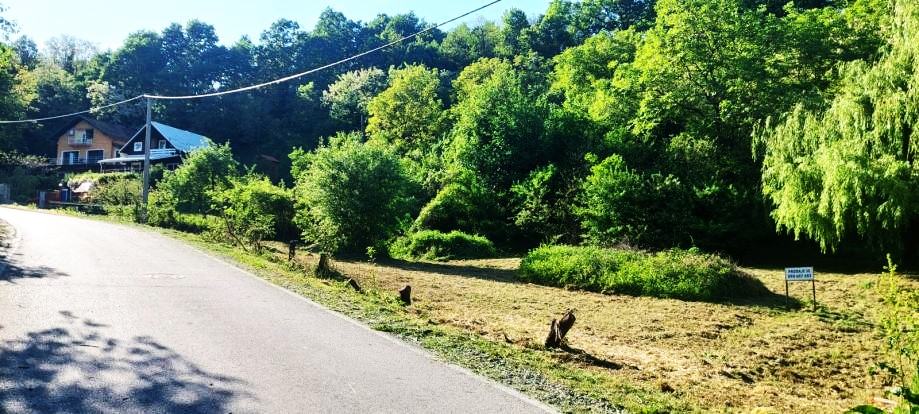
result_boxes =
[122,122,212,154]
[150,122,211,152]
[49,116,135,143]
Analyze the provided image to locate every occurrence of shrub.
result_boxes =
[0,166,60,203]
[390,230,497,261]
[156,143,239,215]
[519,245,759,301]
[172,213,221,234]
[292,133,413,254]
[90,175,142,221]
[146,188,179,228]
[577,154,692,249]
[213,174,296,251]
[413,169,505,241]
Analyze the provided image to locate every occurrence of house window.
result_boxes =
[133,142,143,152]
[87,149,104,164]
[158,140,167,149]
[61,151,79,165]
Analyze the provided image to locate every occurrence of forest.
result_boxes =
[0,0,916,266]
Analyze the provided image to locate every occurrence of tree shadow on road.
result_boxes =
[0,252,70,283]
[0,314,253,413]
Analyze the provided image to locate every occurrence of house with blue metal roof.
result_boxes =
[98,122,212,171]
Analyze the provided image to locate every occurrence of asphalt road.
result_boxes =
[0,207,551,414]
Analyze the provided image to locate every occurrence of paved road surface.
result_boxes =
[0,207,551,413]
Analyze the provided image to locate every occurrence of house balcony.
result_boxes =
[68,137,93,146]
[60,157,104,166]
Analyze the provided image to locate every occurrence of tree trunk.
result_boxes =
[399,285,412,305]
[545,309,576,348]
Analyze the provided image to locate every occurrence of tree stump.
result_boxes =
[315,253,333,276]
[545,309,576,348]
[346,278,362,293]
[398,285,412,305]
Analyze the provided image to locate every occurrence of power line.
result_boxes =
[0,95,145,125]
[0,0,502,124]
[145,0,502,101]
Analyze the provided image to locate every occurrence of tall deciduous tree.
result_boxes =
[757,0,919,258]
[321,67,387,130]
[366,64,448,187]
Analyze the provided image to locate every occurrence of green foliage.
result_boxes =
[519,245,760,301]
[66,171,139,188]
[366,65,447,155]
[321,67,387,129]
[874,256,919,411]
[213,174,296,251]
[389,230,497,261]
[155,143,239,214]
[292,133,413,254]
[577,154,691,248]
[366,65,448,189]
[757,0,919,258]
[413,168,505,241]
[450,58,549,192]
[511,164,581,244]
[89,174,143,221]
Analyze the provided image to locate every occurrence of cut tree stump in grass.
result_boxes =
[347,278,362,293]
[545,309,576,348]
[399,285,412,305]
[315,253,335,277]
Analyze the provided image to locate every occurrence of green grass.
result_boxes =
[389,230,497,261]
[519,245,766,301]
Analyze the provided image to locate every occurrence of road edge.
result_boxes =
[0,215,21,278]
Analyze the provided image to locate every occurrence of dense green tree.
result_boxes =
[11,36,37,69]
[156,143,240,214]
[757,0,919,259]
[366,65,448,187]
[321,67,387,130]
[439,23,500,69]
[291,133,413,254]
[450,58,548,192]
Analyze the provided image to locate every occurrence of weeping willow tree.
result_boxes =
[756,0,917,258]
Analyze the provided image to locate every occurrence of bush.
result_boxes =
[413,168,505,241]
[519,245,759,301]
[292,133,413,254]
[390,230,497,261]
[213,174,296,251]
[156,143,239,215]
[146,188,179,228]
[90,175,142,221]
[0,167,60,203]
[577,154,692,249]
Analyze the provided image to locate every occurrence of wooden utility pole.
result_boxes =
[141,97,153,213]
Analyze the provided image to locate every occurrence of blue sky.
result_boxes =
[3,0,552,51]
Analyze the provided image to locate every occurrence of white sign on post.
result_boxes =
[784,266,816,309]
[784,267,814,281]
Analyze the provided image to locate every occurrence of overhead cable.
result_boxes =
[0,95,146,124]
[0,0,504,124]
[144,0,502,101]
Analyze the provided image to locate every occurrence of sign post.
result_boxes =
[784,267,816,310]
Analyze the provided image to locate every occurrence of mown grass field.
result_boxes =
[264,242,910,413]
